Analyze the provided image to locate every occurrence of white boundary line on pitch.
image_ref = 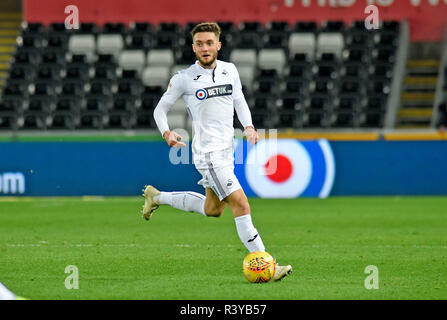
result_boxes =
[4,243,447,249]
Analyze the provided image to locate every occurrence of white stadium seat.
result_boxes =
[147,49,175,67]
[288,33,316,61]
[237,65,255,92]
[97,34,124,57]
[142,66,171,87]
[119,50,146,72]
[229,49,257,68]
[68,34,96,62]
[316,33,344,59]
[258,49,286,75]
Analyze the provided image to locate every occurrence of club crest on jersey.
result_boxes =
[195,84,232,101]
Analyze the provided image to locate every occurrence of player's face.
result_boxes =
[192,32,221,68]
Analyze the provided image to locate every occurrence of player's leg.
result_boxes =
[203,187,227,217]
[142,185,207,220]
[223,189,266,253]
[224,184,293,282]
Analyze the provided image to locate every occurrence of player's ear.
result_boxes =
[217,41,222,51]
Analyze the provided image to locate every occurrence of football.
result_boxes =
[242,251,276,283]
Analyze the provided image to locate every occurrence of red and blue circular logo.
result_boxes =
[195,89,207,100]
[234,139,335,198]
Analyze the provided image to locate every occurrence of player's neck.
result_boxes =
[198,60,217,69]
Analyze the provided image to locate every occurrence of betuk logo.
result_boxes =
[0,172,25,194]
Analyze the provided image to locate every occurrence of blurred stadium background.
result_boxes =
[0,0,446,196]
[0,0,446,132]
[0,0,447,300]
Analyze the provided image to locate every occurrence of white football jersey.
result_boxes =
[159,60,245,159]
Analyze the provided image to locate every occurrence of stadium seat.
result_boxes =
[56,97,82,112]
[0,97,25,112]
[229,49,257,68]
[97,34,124,57]
[321,20,345,32]
[372,48,396,63]
[288,33,315,61]
[345,33,370,51]
[68,35,96,62]
[147,49,175,67]
[124,34,152,51]
[78,112,106,129]
[176,46,196,65]
[237,65,256,92]
[74,23,100,35]
[112,95,139,112]
[381,20,400,33]
[102,23,126,35]
[21,22,44,34]
[343,48,368,63]
[48,112,78,130]
[233,32,263,50]
[118,50,146,72]
[17,34,44,49]
[334,110,355,127]
[317,33,344,59]
[266,21,290,33]
[134,111,155,128]
[257,49,287,75]
[142,66,170,87]
[20,112,50,130]
[129,22,154,34]
[0,113,19,130]
[341,62,366,79]
[263,32,289,49]
[284,61,312,79]
[277,109,302,128]
[106,111,134,129]
[293,21,317,33]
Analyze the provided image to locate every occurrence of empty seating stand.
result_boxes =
[0,20,401,131]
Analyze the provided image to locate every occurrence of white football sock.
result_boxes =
[234,214,265,253]
[156,191,206,216]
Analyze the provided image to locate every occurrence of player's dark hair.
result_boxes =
[190,22,221,40]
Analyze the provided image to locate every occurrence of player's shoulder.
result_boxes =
[171,63,199,79]
[218,60,237,71]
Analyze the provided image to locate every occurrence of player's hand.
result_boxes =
[163,130,186,148]
[244,126,259,146]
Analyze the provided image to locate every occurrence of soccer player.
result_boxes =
[144,22,292,281]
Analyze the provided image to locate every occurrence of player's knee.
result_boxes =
[240,202,251,215]
[204,205,224,217]
[234,195,251,214]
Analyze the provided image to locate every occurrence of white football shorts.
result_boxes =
[195,148,242,201]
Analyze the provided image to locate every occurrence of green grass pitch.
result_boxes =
[0,196,446,300]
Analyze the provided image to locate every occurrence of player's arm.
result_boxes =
[231,64,259,146]
[234,98,258,145]
[153,74,186,148]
